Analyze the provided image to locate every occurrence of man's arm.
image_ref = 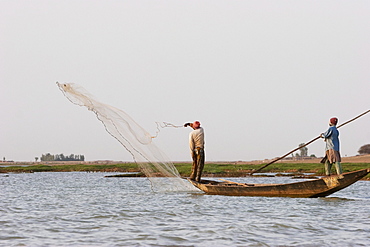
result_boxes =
[189,132,195,151]
[321,127,333,139]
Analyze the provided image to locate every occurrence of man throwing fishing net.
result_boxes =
[184,121,205,182]
[321,117,343,176]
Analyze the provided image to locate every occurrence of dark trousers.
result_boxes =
[190,148,205,182]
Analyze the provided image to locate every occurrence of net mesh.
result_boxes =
[57,82,196,192]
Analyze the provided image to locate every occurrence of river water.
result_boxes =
[1,172,369,247]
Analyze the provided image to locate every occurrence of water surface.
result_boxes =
[1,172,369,246]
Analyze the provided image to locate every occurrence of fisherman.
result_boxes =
[184,121,205,182]
[320,117,343,176]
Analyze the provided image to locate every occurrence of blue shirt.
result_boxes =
[322,126,340,151]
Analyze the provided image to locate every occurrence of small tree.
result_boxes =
[41,153,54,161]
[299,143,308,157]
[294,153,301,160]
[358,144,370,155]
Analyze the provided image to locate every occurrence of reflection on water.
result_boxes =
[1,172,369,246]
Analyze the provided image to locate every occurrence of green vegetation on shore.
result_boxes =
[0,163,138,173]
[179,162,370,178]
[1,162,369,179]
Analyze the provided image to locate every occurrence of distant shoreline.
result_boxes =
[2,154,369,166]
[1,155,369,180]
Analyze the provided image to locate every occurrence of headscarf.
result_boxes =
[330,117,338,126]
[193,121,201,129]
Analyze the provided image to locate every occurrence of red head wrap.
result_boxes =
[330,117,338,125]
[193,121,201,129]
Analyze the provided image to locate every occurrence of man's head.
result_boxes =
[192,121,201,129]
[329,117,338,126]
[184,121,201,129]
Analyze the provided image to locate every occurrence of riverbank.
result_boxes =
[1,155,369,179]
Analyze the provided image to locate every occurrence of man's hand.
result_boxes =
[184,123,192,127]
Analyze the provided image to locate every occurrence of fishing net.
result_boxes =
[56,82,196,192]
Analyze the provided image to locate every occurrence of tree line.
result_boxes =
[40,153,85,161]
[36,144,369,162]
[295,144,370,158]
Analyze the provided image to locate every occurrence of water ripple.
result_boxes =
[1,172,369,246]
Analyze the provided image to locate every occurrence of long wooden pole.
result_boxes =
[249,109,370,175]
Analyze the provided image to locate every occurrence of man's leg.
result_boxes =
[324,160,332,176]
[334,162,343,175]
[195,149,205,182]
[190,150,198,180]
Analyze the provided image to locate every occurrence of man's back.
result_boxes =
[189,127,205,151]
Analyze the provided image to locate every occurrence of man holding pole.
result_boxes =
[321,117,343,176]
[184,121,205,182]
[249,110,368,175]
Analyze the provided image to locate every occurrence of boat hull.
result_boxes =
[188,169,370,198]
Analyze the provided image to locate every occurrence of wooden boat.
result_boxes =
[187,169,370,198]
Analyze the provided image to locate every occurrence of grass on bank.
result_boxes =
[1,162,369,178]
[177,162,370,177]
[0,163,139,173]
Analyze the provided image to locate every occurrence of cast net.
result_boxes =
[56,82,196,192]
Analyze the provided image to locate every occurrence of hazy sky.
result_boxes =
[1,0,369,162]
